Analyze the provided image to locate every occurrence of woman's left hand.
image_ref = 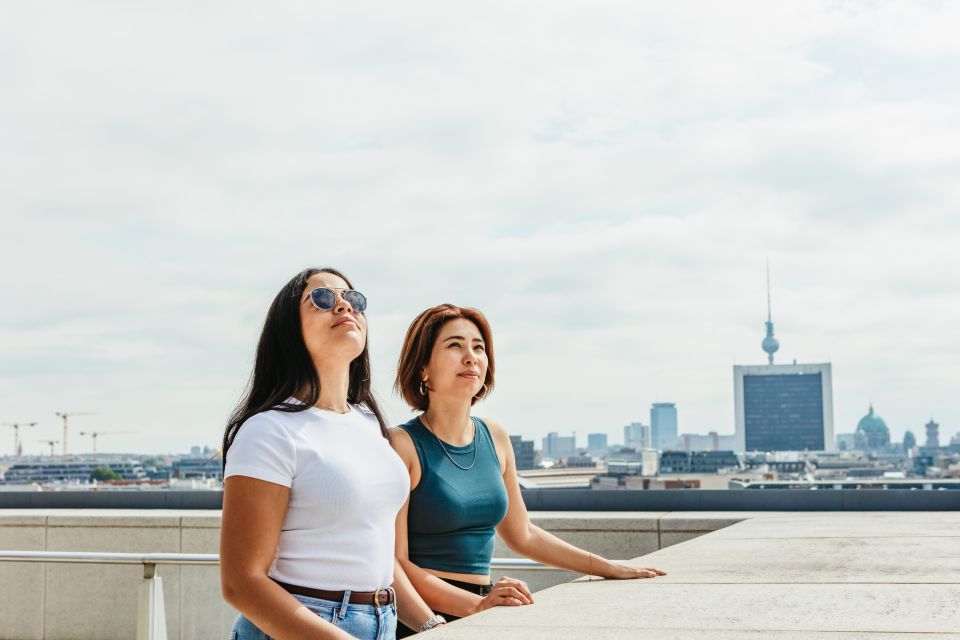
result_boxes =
[604,563,667,579]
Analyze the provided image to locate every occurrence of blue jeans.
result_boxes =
[230,590,397,640]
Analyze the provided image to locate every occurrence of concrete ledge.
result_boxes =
[0,509,738,638]
[431,583,960,638]
[0,510,47,525]
[521,511,666,531]
[46,510,184,528]
[180,511,223,528]
[432,512,960,638]
[4,510,956,638]
[658,511,773,531]
[424,629,960,640]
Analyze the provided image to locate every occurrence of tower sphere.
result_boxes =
[762,335,780,356]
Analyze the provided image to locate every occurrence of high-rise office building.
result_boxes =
[650,403,678,450]
[541,432,576,459]
[681,432,734,452]
[510,435,536,470]
[733,272,835,452]
[623,422,650,449]
[587,433,608,455]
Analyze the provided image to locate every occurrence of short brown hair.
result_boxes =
[395,304,495,411]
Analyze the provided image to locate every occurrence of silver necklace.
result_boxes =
[314,401,350,414]
[421,414,477,471]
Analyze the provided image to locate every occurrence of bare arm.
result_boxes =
[220,476,356,640]
[390,428,532,618]
[488,420,667,580]
[392,554,435,629]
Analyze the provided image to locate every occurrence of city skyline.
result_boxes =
[1,283,955,455]
[2,3,959,454]
[2,386,954,457]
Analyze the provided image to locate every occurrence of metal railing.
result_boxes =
[0,551,554,640]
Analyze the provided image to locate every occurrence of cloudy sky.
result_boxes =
[2,1,958,455]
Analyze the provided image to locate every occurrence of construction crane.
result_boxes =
[78,431,136,459]
[55,411,95,456]
[3,422,37,457]
[39,439,60,457]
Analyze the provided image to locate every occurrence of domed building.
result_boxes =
[854,405,891,450]
[903,430,917,452]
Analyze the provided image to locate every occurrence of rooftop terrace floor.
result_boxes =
[430,511,960,639]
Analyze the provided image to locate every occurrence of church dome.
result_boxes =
[855,405,891,450]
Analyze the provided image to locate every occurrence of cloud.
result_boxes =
[1,1,958,453]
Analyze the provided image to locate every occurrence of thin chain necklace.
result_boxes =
[314,400,350,414]
[420,413,477,471]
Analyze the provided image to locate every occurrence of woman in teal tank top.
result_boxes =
[391,304,666,636]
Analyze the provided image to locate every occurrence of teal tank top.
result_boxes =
[400,416,509,575]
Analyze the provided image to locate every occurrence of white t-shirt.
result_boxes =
[224,401,409,591]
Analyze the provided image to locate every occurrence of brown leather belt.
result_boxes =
[275,580,394,606]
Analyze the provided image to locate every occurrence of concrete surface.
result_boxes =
[430,511,960,639]
[0,510,226,640]
[4,510,956,639]
[0,509,731,639]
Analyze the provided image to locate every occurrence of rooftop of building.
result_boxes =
[429,510,960,639]
[1,489,958,638]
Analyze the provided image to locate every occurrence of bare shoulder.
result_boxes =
[479,416,512,444]
[389,426,414,446]
[389,427,416,459]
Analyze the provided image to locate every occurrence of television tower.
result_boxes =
[762,261,780,365]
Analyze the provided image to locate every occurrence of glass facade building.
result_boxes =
[734,363,834,453]
[623,422,649,449]
[651,403,678,450]
[510,435,536,470]
[743,372,824,451]
[587,433,608,455]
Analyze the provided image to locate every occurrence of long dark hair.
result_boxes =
[222,267,389,467]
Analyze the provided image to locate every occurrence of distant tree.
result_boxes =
[90,466,121,482]
[903,431,917,452]
[142,457,161,467]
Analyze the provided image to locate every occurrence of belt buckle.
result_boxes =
[374,589,381,607]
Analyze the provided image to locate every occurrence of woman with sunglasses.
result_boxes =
[220,268,442,640]
[391,304,666,636]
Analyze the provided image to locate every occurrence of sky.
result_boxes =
[1,1,958,455]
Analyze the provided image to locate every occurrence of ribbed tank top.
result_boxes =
[399,416,509,575]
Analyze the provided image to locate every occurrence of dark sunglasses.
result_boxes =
[308,287,367,313]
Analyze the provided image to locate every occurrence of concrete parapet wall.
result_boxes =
[0,510,757,640]
[431,511,960,639]
[0,510,230,640]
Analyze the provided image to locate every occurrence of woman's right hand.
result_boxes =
[471,576,534,613]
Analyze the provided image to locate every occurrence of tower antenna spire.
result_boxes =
[762,259,780,365]
[767,260,772,324]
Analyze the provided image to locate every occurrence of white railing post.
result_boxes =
[136,562,167,640]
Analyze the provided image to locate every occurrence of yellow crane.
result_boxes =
[2,422,37,457]
[39,439,60,457]
[78,431,136,460]
[55,411,95,456]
